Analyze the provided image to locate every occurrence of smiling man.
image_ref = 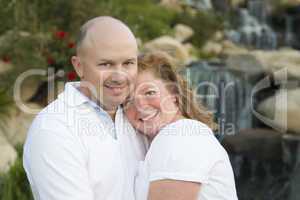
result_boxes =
[23,16,147,200]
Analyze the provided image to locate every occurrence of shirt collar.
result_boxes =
[58,81,122,115]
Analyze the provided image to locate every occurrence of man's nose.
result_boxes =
[110,69,127,83]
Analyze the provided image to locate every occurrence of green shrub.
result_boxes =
[0,145,33,200]
[94,0,177,41]
[175,10,224,47]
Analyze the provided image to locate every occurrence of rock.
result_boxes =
[225,54,265,78]
[0,61,12,74]
[159,0,183,11]
[275,0,300,7]
[251,48,300,79]
[257,88,300,134]
[221,128,283,161]
[213,31,224,42]
[174,24,194,42]
[221,40,249,55]
[144,36,190,63]
[0,132,17,173]
[230,0,246,7]
[201,41,223,56]
[211,0,230,12]
[3,104,41,146]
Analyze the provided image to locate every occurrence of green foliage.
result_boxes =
[0,86,12,130]
[105,0,177,41]
[175,10,224,47]
[0,145,33,200]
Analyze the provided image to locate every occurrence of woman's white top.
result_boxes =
[135,119,238,200]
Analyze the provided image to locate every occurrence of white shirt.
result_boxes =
[23,82,147,200]
[135,119,238,200]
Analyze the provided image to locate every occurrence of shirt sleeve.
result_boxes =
[23,116,94,200]
[145,120,226,184]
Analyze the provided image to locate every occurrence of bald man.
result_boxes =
[23,17,147,200]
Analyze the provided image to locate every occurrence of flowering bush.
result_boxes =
[43,30,78,81]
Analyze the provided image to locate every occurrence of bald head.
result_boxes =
[76,16,137,55]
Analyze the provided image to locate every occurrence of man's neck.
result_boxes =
[78,86,117,121]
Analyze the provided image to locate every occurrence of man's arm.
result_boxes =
[148,180,201,200]
[23,126,94,200]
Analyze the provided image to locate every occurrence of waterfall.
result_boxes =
[225,1,277,50]
[181,61,253,137]
[248,0,267,23]
[284,15,295,46]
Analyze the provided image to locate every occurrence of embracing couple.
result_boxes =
[23,16,238,200]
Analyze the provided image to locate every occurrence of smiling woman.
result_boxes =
[125,51,215,138]
[125,51,238,200]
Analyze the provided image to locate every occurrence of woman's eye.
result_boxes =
[124,61,134,66]
[145,90,156,96]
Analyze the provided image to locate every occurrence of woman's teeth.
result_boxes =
[140,110,159,121]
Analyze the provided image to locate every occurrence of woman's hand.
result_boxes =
[148,180,201,200]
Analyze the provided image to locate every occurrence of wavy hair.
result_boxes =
[138,51,216,130]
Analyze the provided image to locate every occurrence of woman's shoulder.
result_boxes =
[158,119,213,139]
[145,119,229,179]
[149,119,223,156]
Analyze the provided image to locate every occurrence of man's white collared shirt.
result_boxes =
[23,82,147,200]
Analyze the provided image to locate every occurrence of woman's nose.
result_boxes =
[134,95,147,109]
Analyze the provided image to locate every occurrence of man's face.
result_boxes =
[79,38,138,110]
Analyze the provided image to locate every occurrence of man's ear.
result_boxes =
[71,56,84,78]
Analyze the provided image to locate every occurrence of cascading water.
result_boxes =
[181,61,253,137]
[225,0,277,49]
[180,1,300,199]
[284,15,295,46]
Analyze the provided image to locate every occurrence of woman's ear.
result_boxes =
[71,56,84,78]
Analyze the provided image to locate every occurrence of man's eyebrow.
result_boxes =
[97,59,113,63]
[125,58,137,61]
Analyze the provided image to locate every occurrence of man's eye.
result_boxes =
[98,63,110,67]
[145,91,156,96]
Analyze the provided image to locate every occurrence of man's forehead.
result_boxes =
[79,18,137,51]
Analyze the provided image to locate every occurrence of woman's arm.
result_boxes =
[148,180,201,200]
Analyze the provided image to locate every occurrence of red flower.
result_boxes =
[2,56,10,63]
[67,42,75,49]
[47,57,55,65]
[54,31,67,39]
[67,71,77,81]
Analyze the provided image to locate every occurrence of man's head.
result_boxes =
[71,16,138,113]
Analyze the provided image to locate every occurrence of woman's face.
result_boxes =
[125,70,180,138]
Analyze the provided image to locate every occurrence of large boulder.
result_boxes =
[257,88,300,134]
[159,0,183,11]
[221,40,249,55]
[0,132,17,173]
[222,128,282,161]
[225,54,265,80]
[144,36,190,63]
[251,48,300,79]
[3,104,41,146]
[201,41,223,56]
[174,24,194,43]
